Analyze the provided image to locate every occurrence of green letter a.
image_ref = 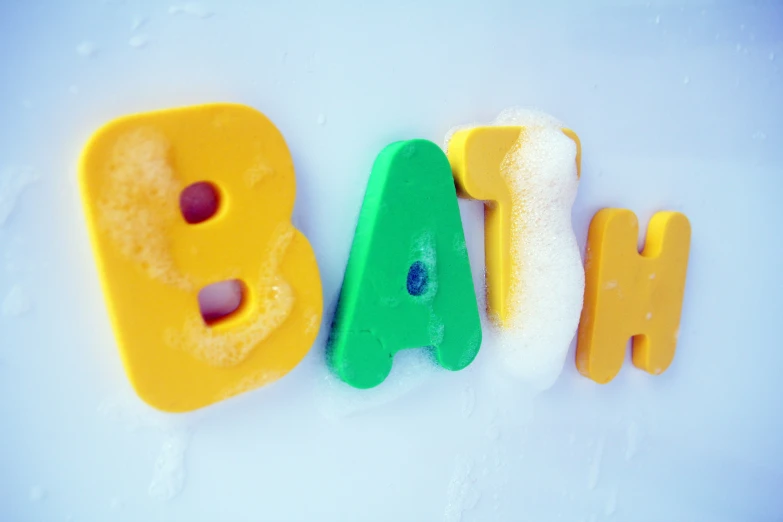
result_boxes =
[328,139,482,389]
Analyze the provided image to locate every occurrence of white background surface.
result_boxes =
[1,1,782,521]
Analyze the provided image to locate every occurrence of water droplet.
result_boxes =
[129,34,151,48]
[461,386,476,418]
[486,424,500,441]
[625,421,640,461]
[168,3,213,18]
[683,76,690,85]
[3,284,32,317]
[131,16,149,31]
[76,41,97,57]
[605,488,618,515]
[29,486,46,502]
[752,131,767,141]
[317,114,326,126]
[444,456,480,522]
[69,85,80,95]
[770,52,776,61]
[654,15,660,24]
[587,436,604,490]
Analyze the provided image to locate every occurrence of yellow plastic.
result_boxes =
[446,126,581,327]
[80,103,323,412]
[576,209,691,384]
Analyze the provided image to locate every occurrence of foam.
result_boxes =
[100,128,296,369]
[0,165,38,226]
[99,128,192,290]
[148,430,191,501]
[444,455,481,522]
[411,232,438,301]
[447,108,585,392]
[315,348,441,419]
[243,157,275,188]
[2,284,32,317]
[167,224,296,367]
[409,232,450,352]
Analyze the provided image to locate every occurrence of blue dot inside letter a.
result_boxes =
[407,261,428,296]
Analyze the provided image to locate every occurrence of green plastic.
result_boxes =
[328,139,482,389]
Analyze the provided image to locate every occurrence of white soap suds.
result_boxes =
[2,284,32,317]
[0,166,38,226]
[166,223,295,367]
[129,34,151,48]
[99,391,195,501]
[98,128,191,289]
[447,108,584,392]
[76,41,97,57]
[315,349,440,419]
[444,455,481,522]
[168,3,213,18]
[99,128,295,371]
[244,156,275,188]
[149,430,191,501]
